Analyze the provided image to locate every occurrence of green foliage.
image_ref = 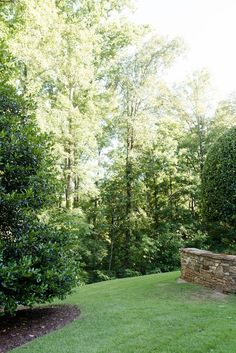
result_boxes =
[1,0,231,285]
[209,95,236,141]
[7,0,140,210]
[0,86,77,315]
[0,86,57,215]
[50,208,108,284]
[0,221,77,316]
[202,126,236,247]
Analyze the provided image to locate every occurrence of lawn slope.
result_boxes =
[12,271,236,353]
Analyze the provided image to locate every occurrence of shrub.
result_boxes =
[0,221,77,315]
[202,126,236,248]
[0,86,78,315]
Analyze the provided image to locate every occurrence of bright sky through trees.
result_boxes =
[133,0,236,99]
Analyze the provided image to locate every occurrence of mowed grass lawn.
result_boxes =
[12,271,236,353]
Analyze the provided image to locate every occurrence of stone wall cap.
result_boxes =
[180,248,211,254]
[180,248,236,261]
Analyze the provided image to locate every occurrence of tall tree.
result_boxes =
[101,34,183,271]
[171,69,214,217]
[7,0,138,209]
[210,94,236,140]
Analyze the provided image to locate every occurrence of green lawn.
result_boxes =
[12,271,236,353]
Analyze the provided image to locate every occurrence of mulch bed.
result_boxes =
[0,304,80,353]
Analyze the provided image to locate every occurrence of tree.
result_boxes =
[0,0,215,282]
[202,126,236,250]
[0,85,77,315]
[91,34,185,275]
[6,0,138,210]
[171,69,214,219]
[112,35,183,269]
[209,94,236,140]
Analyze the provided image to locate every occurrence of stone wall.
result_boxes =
[180,248,236,293]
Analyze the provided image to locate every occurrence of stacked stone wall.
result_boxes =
[180,248,236,293]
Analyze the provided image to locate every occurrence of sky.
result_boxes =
[132,0,236,100]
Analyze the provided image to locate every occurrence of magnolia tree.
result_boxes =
[0,86,78,315]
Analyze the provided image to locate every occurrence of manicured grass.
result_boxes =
[12,271,236,353]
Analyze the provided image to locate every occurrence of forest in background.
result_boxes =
[1,0,236,284]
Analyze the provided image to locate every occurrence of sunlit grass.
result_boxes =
[12,271,236,353]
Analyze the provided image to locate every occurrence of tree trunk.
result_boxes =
[124,125,133,269]
[65,87,75,209]
[108,211,115,274]
[169,174,173,221]
[65,155,74,209]
[197,115,205,180]
[153,182,159,228]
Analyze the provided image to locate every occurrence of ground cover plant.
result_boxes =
[8,272,236,353]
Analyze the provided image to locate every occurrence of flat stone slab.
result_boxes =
[181,248,236,262]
